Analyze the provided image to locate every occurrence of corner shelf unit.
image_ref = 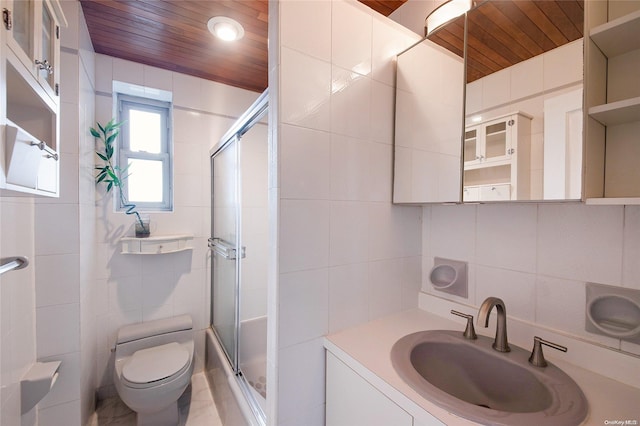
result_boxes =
[588,9,640,127]
[120,235,194,255]
[584,4,640,203]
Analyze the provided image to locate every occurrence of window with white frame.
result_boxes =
[117,94,173,211]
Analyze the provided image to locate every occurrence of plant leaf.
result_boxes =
[90,128,100,138]
[106,133,118,145]
[96,153,108,161]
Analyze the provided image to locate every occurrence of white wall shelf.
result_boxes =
[120,235,193,255]
[590,9,640,58]
[589,97,640,126]
[583,2,640,203]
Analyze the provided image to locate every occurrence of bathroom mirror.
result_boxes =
[393,14,465,204]
[393,0,585,203]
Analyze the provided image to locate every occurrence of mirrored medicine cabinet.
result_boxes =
[393,0,585,204]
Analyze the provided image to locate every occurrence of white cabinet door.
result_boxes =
[463,186,480,202]
[480,183,511,201]
[326,353,413,426]
[4,0,61,102]
[36,151,58,193]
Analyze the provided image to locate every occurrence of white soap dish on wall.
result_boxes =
[585,282,640,344]
[429,257,468,298]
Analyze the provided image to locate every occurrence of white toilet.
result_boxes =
[113,315,194,426]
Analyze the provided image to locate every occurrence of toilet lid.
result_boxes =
[122,342,190,385]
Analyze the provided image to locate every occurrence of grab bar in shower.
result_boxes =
[208,238,246,260]
[0,256,29,276]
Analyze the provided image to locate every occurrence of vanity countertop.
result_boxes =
[324,308,640,426]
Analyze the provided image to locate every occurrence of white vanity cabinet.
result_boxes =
[463,112,531,201]
[584,2,640,204]
[1,0,65,197]
[326,353,414,426]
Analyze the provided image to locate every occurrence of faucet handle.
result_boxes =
[450,310,477,340]
[528,336,567,367]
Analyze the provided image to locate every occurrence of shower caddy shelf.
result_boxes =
[120,234,193,255]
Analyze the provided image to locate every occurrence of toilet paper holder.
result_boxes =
[585,282,640,344]
[429,257,468,298]
[20,361,61,414]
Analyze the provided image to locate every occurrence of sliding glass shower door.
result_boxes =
[209,89,268,424]
[210,136,241,368]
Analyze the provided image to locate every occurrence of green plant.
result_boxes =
[91,119,148,236]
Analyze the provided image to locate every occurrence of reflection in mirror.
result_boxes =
[396,0,585,203]
[460,0,584,201]
[393,15,465,204]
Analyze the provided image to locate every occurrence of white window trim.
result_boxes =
[116,93,173,212]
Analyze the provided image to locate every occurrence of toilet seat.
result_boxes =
[121,342,190,389]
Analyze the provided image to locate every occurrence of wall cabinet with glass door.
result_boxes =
[463,112,532,201]
[1,0,66,197]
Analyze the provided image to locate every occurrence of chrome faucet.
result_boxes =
[478,297,510,352]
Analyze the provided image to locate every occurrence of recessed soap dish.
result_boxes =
[585,283,640,344]
[429,257,467,298]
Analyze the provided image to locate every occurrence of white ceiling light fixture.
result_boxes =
[425,0,472,36]
[207,16,245,42]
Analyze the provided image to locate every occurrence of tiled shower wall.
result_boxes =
[92,54,259,397]
[272,1,423,424]
[422,203,640,357]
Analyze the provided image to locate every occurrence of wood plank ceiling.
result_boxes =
[79,0,582,92]
[429,0,584,83]
[80,0,406,93]
[80,0,270,92]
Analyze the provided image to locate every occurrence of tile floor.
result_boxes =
[89,373,222,426]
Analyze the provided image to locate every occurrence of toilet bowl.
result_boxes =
[113,315,194,426]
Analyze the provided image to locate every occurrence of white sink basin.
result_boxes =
[391,330,588,425]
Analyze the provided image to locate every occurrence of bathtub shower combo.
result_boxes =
[206,90,268,426]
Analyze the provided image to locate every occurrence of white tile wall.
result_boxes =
[280,47,331,131]
[278,269,329,349]
[423,202,640,356]
[280,125,331,200]
[280,0,331,62]
[274,1,421,424]
[0,199,36,426]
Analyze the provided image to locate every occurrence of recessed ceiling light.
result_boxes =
[207,16,245,42]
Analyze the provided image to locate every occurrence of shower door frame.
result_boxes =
[209,89,268,425]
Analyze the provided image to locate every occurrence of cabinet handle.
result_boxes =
[30,141,46,151]
[30,141,58,160]
[2,8,11,30]
[35,59,54,75]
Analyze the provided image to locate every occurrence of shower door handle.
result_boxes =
[208,238,245,260]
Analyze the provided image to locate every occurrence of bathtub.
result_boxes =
[205,316,267,426]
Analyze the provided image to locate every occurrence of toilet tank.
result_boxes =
[115,315,194,357]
